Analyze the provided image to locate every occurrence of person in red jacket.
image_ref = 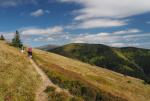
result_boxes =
[28,47,32,58]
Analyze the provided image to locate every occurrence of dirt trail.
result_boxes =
[30,59,70,101]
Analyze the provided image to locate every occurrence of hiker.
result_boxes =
[28,47,32,58]
[21,46,24,53]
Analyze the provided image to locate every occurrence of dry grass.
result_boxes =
[0,41,40,101]
[33,49,150,101]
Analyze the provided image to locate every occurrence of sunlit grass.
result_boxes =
[0,41,40,101]
[33,49,150,101]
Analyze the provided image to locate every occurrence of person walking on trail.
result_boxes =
[28,47,33,58]
[21,46,24,53]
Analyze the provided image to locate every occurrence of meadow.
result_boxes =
[0,41,40,101]
[33,49,150,101]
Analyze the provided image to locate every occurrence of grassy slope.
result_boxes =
[50,43,150,80]
[33,49,150,101]
[0,41,40,101]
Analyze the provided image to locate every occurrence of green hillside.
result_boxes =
[1,40,150,101]
[0,41,40,101]
[120,47,150,79]
[33,48,150,101]
[50,43,150,82]
[37,44,58,51]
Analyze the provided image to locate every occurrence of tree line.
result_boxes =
[0,30,23,48]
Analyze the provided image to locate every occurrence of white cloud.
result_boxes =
[70,19,127,29]
[1,1,17,7]
[0,26,70,43]
[21,26,64,35]
[61,0,150,19]
[1,27,150,48]
[71,29,150,47]
[111,43,141,47]
[147,21,150,24]
[60,0,150,29]
[33,37,54,42]
[71,33,120,44]
[123,33,150,38]
[113,29,141,35]
[45,10,50,14]
[19,26,71,43]
[30,9,44,17]
[18,27,150,47]
[30,9,50,17]
[0,32,14,40]
[110,43,126,47]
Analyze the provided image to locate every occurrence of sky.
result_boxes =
[0,0,150,48]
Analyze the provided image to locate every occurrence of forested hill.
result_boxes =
[37,44,58,51]
[50,43,150,82]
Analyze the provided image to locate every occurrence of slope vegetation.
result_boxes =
[30,58,73,101]
[37,44,58,51]
[33,49,150,101]
[0,41,40,101]
[50,43,150,81]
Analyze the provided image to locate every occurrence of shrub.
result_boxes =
[144,78,150,84]
[90,56,105,66]
[0,35,5,40]
[45,70,102,101]
[69,97,84,101]
[48,91,69,101]
[127,81,131,83]
[45,86,56,93]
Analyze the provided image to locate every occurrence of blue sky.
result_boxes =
[0,0,150,48]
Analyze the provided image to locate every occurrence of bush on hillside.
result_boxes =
[0,35,5,40]
[144,78,150,84]
[89,56,105,66]
[48,91,69,101]
[41,70,126,101]
[69,97,84,101]
[45,86,56,93]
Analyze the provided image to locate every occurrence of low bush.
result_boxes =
[127,81,131,83]
[48,91,68,101]
[144,78,150,84]
[44,69,111,101]
[33,53,128,101]
[44,86,69,101]
[45,86,56,93]
[69,97,84,101]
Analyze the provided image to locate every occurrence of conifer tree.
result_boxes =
[12,30,22,48]
[0,35,5,40]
